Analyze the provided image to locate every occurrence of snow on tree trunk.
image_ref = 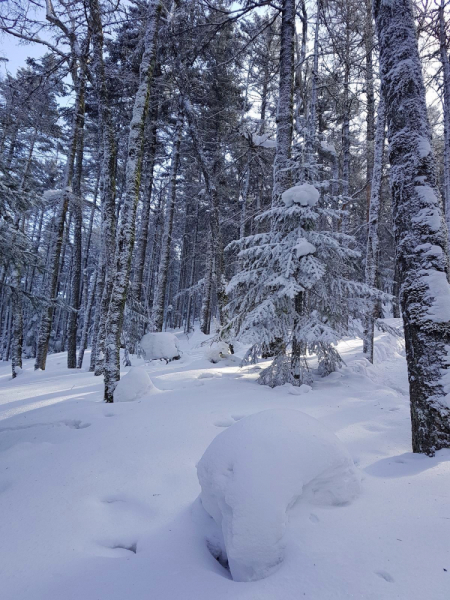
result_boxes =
[271,0,295,209]
[88,0,118,376]
[103,0,162,403]
[152,112,183,332]
[363,96,385,363]
[374,0,450,455]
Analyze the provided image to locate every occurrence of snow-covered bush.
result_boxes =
[197,409,360,582]
[114,366,158,402]
[140,332,180,362]
[204,341,230,363]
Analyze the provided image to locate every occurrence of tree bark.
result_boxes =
[363,96,385,362]
[374,0,450,455]
[152,111,183,331]
[103,0,162,402]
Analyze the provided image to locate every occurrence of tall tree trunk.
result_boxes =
[438,0,450,236]
[88,0,118,375]
[363,96,385,362]
[152,112,183,331]
[67,73,86,368]
[374,0,450,455]
[103,0,162,402]
[365,0,375,222]
[34,71,84,370]
[132,101,159,303]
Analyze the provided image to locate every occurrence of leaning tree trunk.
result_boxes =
[363,96,385,363]
[152,112,183,332]
[103,0,162,402]
[374,0,450,455]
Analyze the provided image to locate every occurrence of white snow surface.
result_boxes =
[0,326,449,599]
[197,408,360,582]
[282,183,320,207]
[140,331,180,361]
[114,366,158,402]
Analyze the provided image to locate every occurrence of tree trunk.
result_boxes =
[67,73,86,368]
[103,0,162,402]
[363,96,385,362]
[438,0,450,237]
[374,0,450,455]
[152,112,183,331]
[34,73,83,370]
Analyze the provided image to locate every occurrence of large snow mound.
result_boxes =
[197,408,360,582]
[282,183,320,208]
[114,366,158,402]
[140,332,181,361]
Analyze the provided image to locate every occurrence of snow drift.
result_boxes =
[114,366,158,402]
[140,332,181,362]
[197,408,360,582]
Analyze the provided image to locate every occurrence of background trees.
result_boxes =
[0,0,449,452]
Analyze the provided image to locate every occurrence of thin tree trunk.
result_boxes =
[67,73,86,368]
[34,72,84,370]
[438,0,450,237]
[77,270,97,368]
[152,111,183,331]
[363,96,385,362]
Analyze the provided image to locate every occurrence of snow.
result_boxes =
[320,140,336,155]
[294,237,316,257]
[251,133,277,148]
[418,269,450,323]
[114,367,158,402]
[0,327,449,599]
[282,183,320,208]
[140,332,180,361]
[412,186,442,232]
[197,408,360,582]
[204,341,230,363]
[417,137,431,158]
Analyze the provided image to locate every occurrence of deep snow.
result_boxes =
[0,326,449,599]
[198,408,361,582]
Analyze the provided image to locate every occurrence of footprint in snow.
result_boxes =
[376,571,394,583]
[61,419,91,430]
[231,414,247,421]
[214,418,235,428]
[309,513,319,523]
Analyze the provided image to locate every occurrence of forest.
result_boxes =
[0,1,449,597]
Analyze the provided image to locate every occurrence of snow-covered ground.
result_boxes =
[0,328,449,599]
